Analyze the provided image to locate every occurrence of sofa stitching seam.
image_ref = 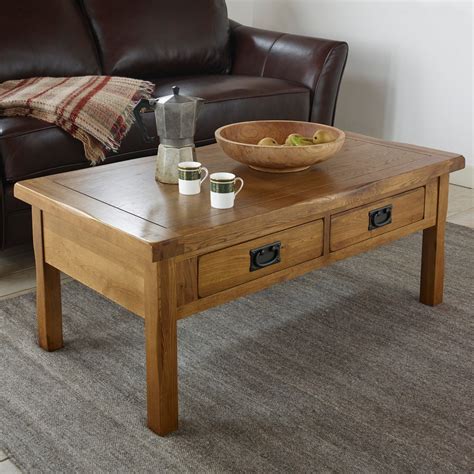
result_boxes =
[310,43,347,119]
[329,43,349,124]
[262,33,285,77]
[204,90,309,104]
[0,124,58,141]
[3,148,160,183]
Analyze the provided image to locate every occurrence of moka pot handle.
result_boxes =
[133,98,156,143]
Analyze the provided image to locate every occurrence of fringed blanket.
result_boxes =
[0,76,154,163]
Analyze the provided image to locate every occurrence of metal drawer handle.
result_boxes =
[250,241,281,272]
[369,205,393,230]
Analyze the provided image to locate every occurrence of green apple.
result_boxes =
[285,134,313,146]
[285,134,300,146]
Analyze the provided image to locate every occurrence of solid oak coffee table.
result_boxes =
[14,133,464,436]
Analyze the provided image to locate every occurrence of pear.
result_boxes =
[257,137,279,146]
[312,130,335,144]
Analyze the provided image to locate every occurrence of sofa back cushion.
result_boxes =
[0,0,100,83]
[81,0,231,78]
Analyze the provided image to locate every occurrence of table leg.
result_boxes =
[420,174,449,306]
[144,259,178,436]
[32,208,63,351]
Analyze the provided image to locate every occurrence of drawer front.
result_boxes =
[330,187,425,252]
[199,220,324,297]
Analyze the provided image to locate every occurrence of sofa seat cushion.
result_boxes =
[0,0,100,83]
[0,75,309,184]
[82,0,231,78]
[0,116,158,184]
[154,75,310,143]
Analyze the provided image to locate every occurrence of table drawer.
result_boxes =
[330,187,425,251]
[198,220,324,297]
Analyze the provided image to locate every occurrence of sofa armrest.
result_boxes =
[229,21,348,125]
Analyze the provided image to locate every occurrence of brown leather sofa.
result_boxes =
[0,0,348,249]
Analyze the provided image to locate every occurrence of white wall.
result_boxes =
[230,0,473,187]
[226,0,255,25]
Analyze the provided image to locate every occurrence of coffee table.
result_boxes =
[14,133,464,436]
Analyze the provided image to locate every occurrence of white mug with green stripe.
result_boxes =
[178,162,209,195]
[210,172,244,209]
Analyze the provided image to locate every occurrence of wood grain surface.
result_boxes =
[14,132,464,437]
[32,207,63,351]
[145,259,178,435]
[215,120,345,172]
[198,220,324,297]
[420,175,449,305]
[14,133,465,262]
[330,187,425,251]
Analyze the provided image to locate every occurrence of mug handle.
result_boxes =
[200,167,209,185]
[234,177,244,197]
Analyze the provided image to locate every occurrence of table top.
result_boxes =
[15,132,464,259]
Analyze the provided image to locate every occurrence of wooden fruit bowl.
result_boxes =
[215,120,345,173]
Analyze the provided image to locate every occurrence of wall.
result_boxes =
[226,0,254,25]
[229,0,473,187]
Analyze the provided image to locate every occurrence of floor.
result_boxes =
[0,184,473,472]
[0,451,20,474]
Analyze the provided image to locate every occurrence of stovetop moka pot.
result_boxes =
[134,86,204,184]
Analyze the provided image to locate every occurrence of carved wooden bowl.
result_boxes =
[215,120,345,173]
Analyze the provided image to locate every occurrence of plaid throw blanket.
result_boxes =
[0,76,154,163]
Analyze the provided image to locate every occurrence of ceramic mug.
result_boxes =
[178,162,209,195]
[210,172,244,209]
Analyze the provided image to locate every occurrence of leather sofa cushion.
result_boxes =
[0,116,157,186]
[0,0,100,83]
[0,75,309,184]
[81,0,231,78]
[154,76,310,143]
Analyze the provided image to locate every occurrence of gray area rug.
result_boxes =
[1,223,473,473]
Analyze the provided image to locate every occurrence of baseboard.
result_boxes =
[450,165,473,188]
